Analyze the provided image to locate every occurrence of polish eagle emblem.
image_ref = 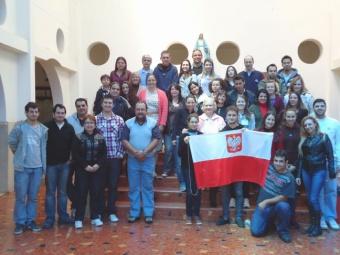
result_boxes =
[226,133,242,153]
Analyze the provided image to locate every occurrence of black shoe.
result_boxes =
[14,224,25,235]
[309,211,322,237]
[235,218,245,228]
[145,216,153,224]
[58,218,74,225]
[278,232,292,243]
[304,205,315,235]
[42,221,54,229]
[26,221,41,232]
[128,215,140,223]
[216,217,230,226]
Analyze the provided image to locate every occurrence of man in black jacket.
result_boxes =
[43,104,76,229]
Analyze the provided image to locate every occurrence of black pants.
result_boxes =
[67,162,77,209]
[74,168,105,221]
[182,164,201,217]
[98,158,122,215]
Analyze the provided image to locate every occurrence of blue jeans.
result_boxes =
[128,156,155,217]
[45,163,70,223]
[251,201,291,237]
[221,182,243,219]
[302,169,327,212]
[14,167,43,224]
[163,134,183,184]
[320,176,337,220]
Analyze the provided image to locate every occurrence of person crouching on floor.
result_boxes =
[250,149,296,243]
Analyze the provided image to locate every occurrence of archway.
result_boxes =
[35,60,63,122]
[35,61,53,122]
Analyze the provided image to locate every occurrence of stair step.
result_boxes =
[115,201,309,222]
[117,186,308,207]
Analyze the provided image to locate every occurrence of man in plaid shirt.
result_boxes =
[96,95,125,223]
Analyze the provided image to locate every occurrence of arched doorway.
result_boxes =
[35,61,53,122]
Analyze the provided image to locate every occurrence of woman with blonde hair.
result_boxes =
[298,116,335,237]
[284,75,314,113]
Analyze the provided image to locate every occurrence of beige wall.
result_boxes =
[78,0,338,119]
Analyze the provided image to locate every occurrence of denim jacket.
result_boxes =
[8,120,48,172]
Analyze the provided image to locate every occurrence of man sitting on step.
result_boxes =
[250,149,296,243]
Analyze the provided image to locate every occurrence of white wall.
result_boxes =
[78,0,338,119]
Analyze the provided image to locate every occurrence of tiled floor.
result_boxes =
[0,194,339,255]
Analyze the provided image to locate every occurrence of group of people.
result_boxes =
[8,48,339,244]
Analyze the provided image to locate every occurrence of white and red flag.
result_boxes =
[189,129,273,188]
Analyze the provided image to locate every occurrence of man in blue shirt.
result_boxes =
[122,101,161,224]
[239,55,264,95]
[153,51,178,92]
[250,150,296,243]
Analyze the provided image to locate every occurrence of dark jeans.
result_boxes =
[221,182,243,220]
[251,201,291,237]
[182,165,201,217]
[67,162,77,209]
[74,168,105,221]
[99,158,122,215]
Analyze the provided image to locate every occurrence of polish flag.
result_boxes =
[189,129,273,188]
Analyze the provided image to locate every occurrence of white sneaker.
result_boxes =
[92,218,103,227]
[327,218,340,230]
[244,198,250,208]
[229,198,236,208]
[74,220,83,229]
[320,217,328,230]
[109,214,119,223]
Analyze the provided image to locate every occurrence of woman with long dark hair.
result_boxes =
[162,84,185,191]
[110,57,131,85]
[249,89,275,129]
[179,59,194,98]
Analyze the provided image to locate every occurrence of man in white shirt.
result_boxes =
[313,98,340,230]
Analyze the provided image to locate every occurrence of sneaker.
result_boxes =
[235,218,245,228]
[92,218,103,227]
[179,183,186,192]
[26,221,41,232]
[128,215,140,223]
[216,217,230,226]
[145,216,153,224]
[229,198,236,208]
[185,216,193,225]
[42,221,54,230]
[327,218,340,231]
[14,224,25,235]
[278,232,292,243]
[109,214,119,223]
[320,217,328,230]
[74,220,83,229]
[243,198,250,208]
[194,216,202,225]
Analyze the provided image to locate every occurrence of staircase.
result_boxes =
[115,154,309,223]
